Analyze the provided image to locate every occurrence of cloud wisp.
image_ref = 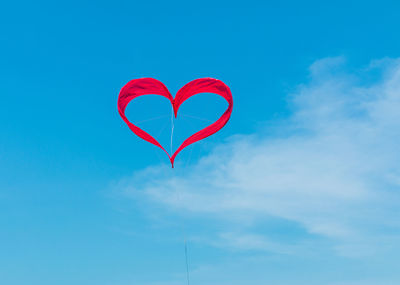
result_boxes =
[116,57,400,258]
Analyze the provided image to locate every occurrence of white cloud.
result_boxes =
[117,57,400,258]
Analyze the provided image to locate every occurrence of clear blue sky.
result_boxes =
[1,1,400,284]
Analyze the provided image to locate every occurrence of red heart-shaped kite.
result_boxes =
[118,78,233,167]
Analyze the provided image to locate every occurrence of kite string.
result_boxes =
[183,144,194,285]
[185,239,190,285]
[172,105,191,285]
[174,186,190,285]
[181,137,195,285]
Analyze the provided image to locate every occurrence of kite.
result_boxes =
[118,78,233,167]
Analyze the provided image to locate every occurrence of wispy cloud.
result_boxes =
[116,57,400,259]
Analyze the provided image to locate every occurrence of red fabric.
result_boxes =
[118,78,233,167]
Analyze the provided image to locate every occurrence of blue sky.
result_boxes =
[1,1,400,284]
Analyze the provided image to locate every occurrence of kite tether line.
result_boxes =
[171,105,190,285]
[185,238,190,285]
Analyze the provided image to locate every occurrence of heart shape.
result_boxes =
[118,78,233,167]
